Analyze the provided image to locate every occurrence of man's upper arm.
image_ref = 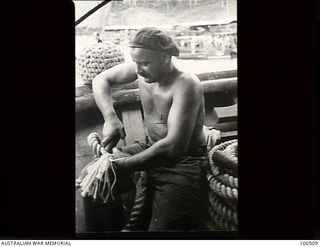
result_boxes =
[166,76,203,154]
[94,62,137,85]
[92,62,138,121]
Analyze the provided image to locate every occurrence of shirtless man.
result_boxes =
[92,27,207,231]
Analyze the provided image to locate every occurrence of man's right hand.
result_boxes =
[102,117,126,153]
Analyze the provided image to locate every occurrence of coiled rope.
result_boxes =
[208,139,238,170]
[207,139,238,231]
[215,173,238,189]
[208,205,237,231]
[207,173,238,200]
[208,139,238,196]
[208,191,238,226]
[224,142,238,157]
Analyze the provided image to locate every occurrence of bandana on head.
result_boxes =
[129,27,180,57]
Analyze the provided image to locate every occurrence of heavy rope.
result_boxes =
[122,171,149,231]
[215,173,238,189]
[206,139,238,230]
[208,191,238,226]
[208,205,237,231]
[209,189,238,212]
[224,142,238,157]
[208,139,238,171]
[87,132,108,157]
[207,173,238,200]
[207,139,238,199]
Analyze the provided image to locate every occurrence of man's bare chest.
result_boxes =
[139,81,173,122]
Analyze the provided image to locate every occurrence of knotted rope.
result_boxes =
[87,132,108,157]
[76,42,125,83]
[79,132,148,231]
[76,132,119,202]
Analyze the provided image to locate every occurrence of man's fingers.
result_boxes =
[101,132,119,146]
[119,128,126,139]
[111,148,123,159]
[105,136,120,153]
[112,148,130,159]
[101,135,113,147]
[102,131,122,147]
[112,148,121,154]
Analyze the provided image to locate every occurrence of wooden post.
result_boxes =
[121,103,146,145]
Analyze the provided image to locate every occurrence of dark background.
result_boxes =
[1,0,318,239]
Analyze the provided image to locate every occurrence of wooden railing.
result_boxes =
[76,70,237,111]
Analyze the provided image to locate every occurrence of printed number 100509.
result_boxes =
[300,241,318,245]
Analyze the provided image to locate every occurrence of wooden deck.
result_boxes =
[75,70,238,232]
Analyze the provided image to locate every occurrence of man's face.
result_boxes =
[130,48,167,83]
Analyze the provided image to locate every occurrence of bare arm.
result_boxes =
[92,62,137,150]
[117,74,203,172]
[92,62,137,120]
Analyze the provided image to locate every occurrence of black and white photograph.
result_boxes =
[2,0,319,241]
[75,0,238,235]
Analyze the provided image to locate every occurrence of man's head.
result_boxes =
[129,27,180,57]
[129,27,180,83]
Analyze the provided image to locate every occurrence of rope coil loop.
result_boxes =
[207,139,238,231]
[215,173,238,189]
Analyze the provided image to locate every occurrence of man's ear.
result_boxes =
[161,53,170,63]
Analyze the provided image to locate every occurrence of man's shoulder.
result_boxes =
[94,61,137,85]
[175,71,201,89]
[98,61,136,76]
[171,71,202,99]
[117,61,136,71]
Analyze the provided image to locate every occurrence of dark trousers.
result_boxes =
[120,140,208,231]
